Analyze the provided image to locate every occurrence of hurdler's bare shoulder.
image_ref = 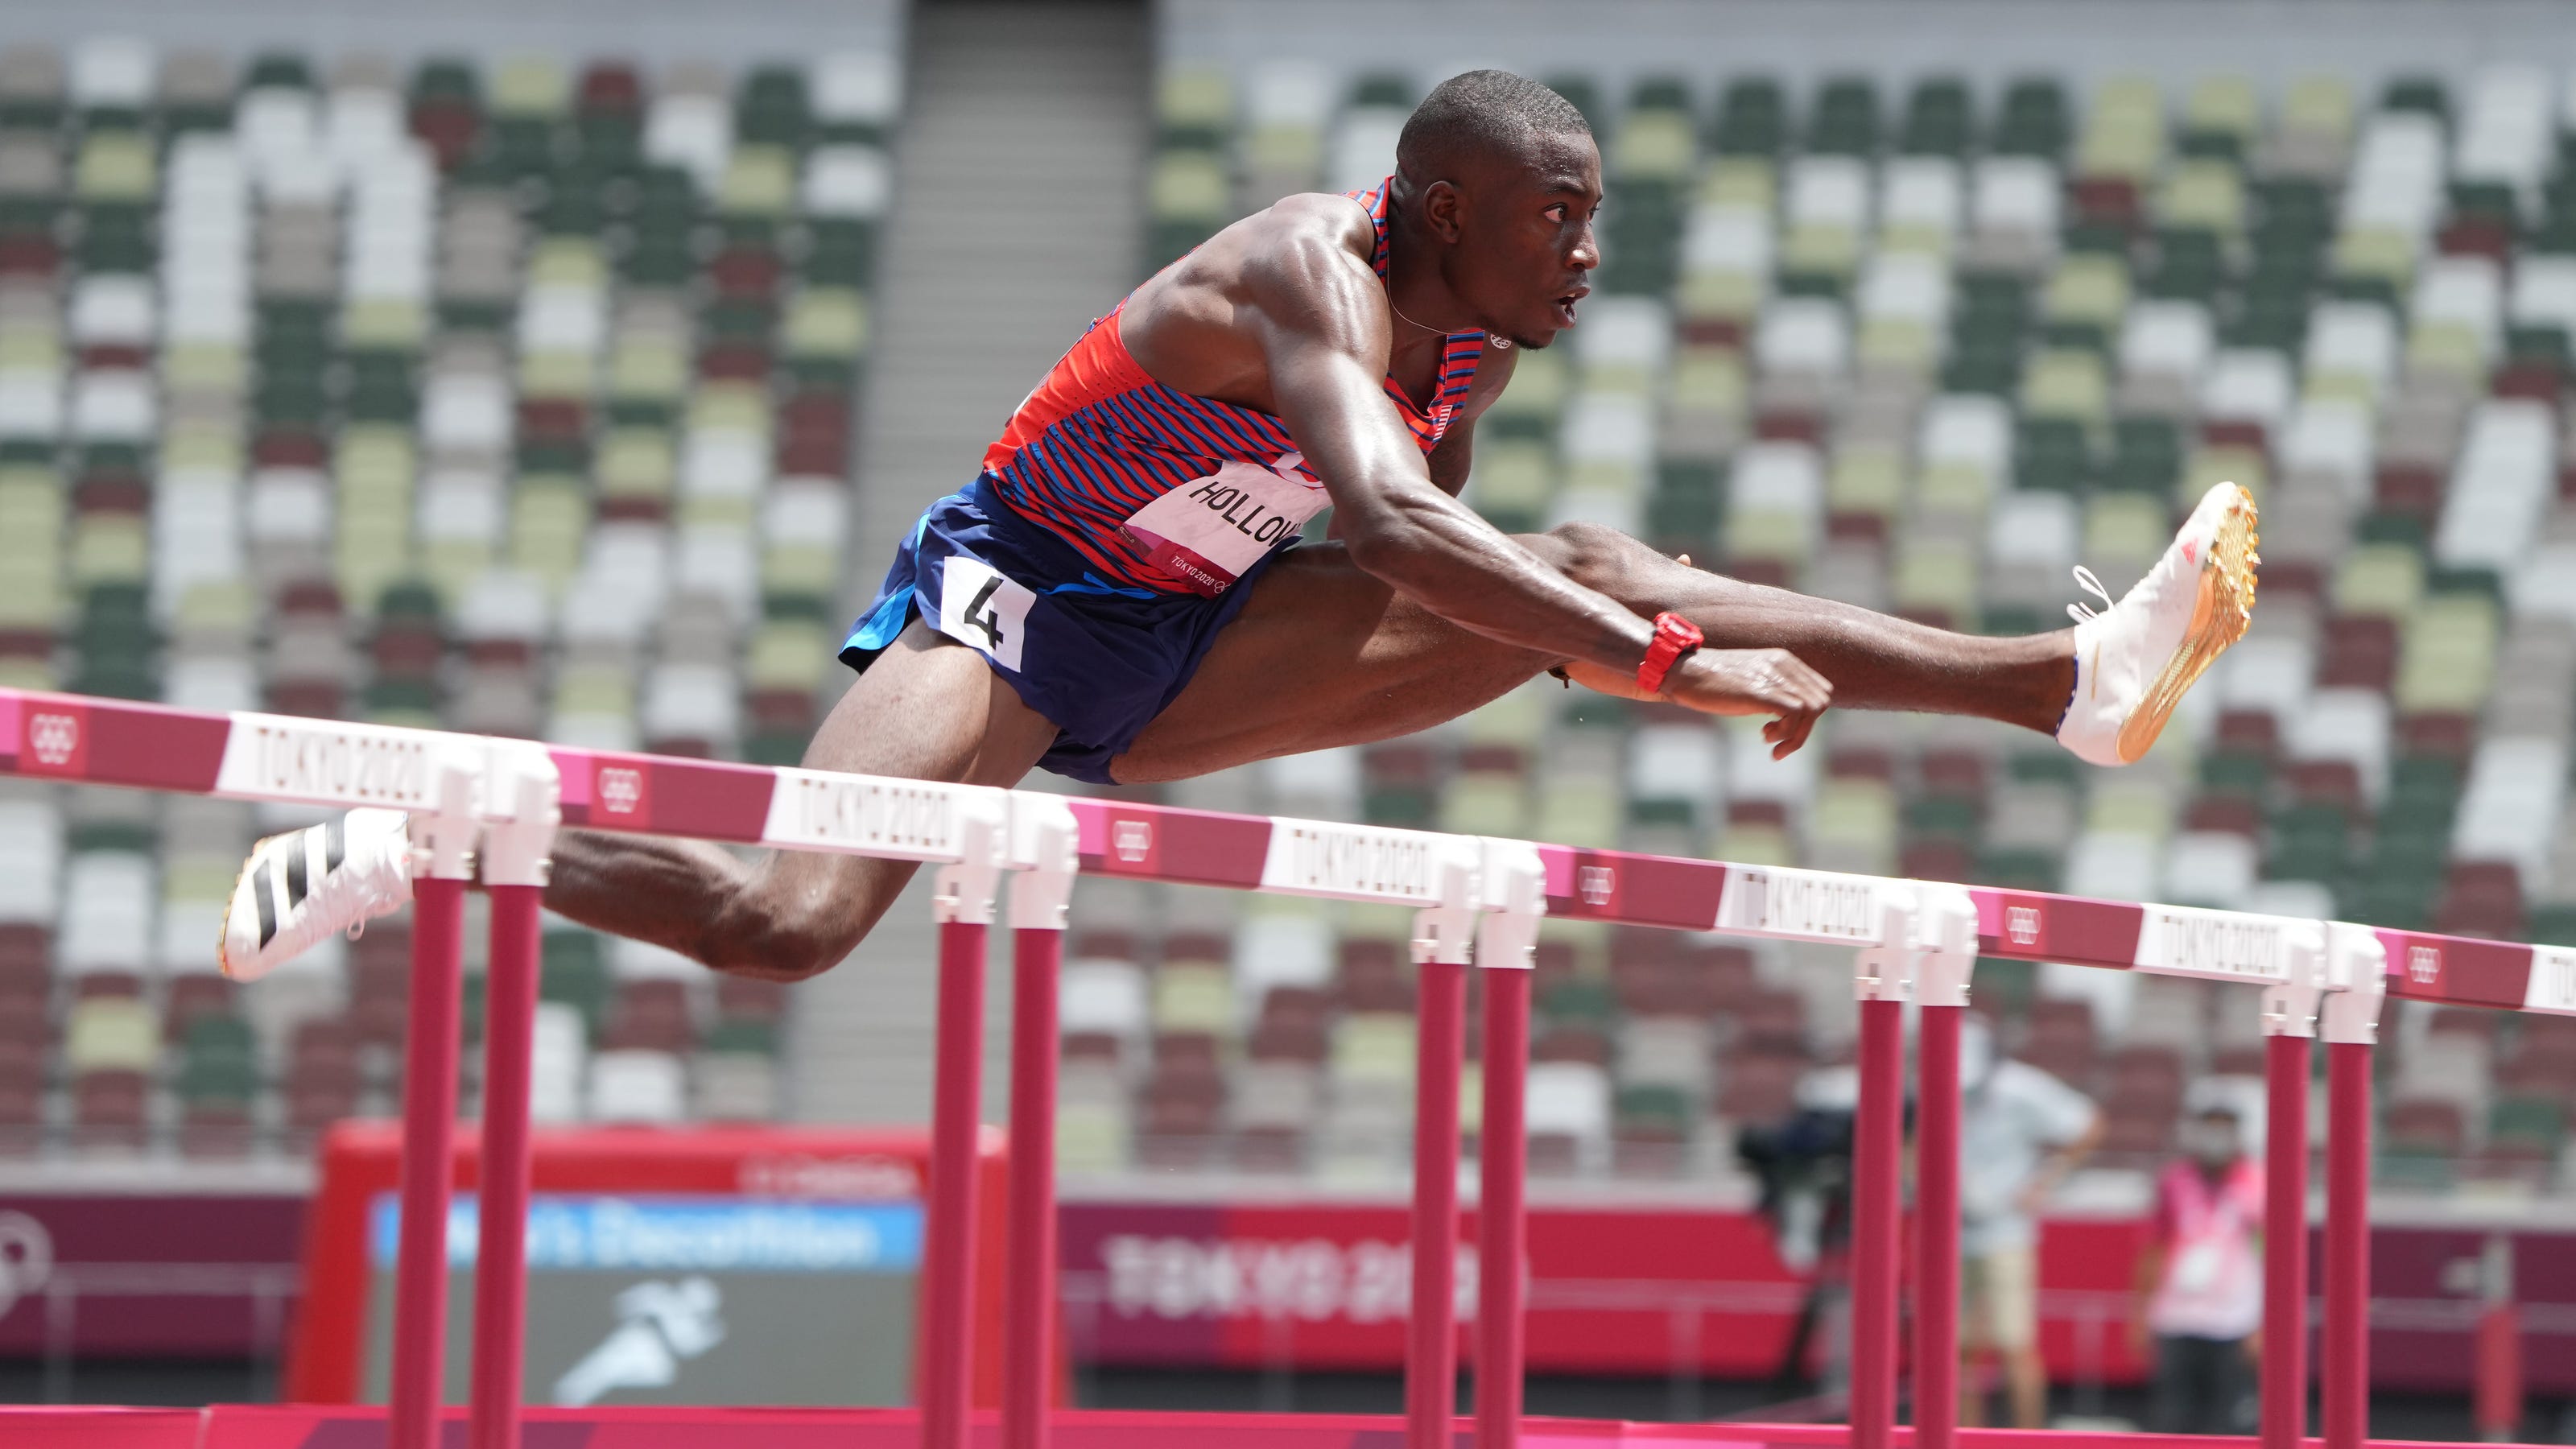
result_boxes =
[1127,192,1383,383]
[1187,192,1377,291]
[1255,191,1377,253]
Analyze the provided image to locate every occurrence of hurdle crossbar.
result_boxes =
[2,685,2557,1448]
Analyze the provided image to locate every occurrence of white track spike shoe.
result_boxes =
[219,807,416,981]
[2056,481,2260,767]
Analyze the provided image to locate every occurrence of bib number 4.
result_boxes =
[962,578,1007,646]
[938,557,1035,671]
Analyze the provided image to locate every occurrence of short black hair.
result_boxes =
[1396,69,1591,182]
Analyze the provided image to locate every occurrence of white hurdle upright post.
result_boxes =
[1473,840,1546,1449]
[386,745,482,1449]
[1002,797,1079,1449]
[1908,890,1978,1449]
[468,746,559,1449]
[2259,925,2326,1449]
[1848,891,1919,1449]
[2322,923,2388,1449]
[1404,839,1484,1449]
[921,793,1008,1449]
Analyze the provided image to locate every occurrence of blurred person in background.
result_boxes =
[1957,1013,2103,1428]
[2132,1104,2262,1435]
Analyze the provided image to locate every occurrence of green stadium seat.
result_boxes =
[1348,72,1413,110]
[2490,1096,2565,1150]
[2014,417,2091,493]
[2532,909,2576,949]
[1711,77,1786,156]
[0,48,64,130]
[1973,957,2039,1015]
[1540,976,1619,1029]
[177,1015,259,1106]
[1899,77,1973,157]
[242,52,314,93]
[2379,75,2450,126]
[2377,1140,2454,1190]
[1612,1084,1694,1151]
[1993,77,2070,159]
[735,65,812,150]
[1805,76,1881,156]
[703,1017,779,1057]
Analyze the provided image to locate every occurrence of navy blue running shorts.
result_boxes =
[839,474,1288,784]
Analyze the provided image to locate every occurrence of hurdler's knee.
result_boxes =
[704,906,854,982]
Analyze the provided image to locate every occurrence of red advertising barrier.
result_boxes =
[1058,1199,2145,1381]
[0,1194,302,1357]
[1057,1198,2576,1393]
[11,1179,2576,1402]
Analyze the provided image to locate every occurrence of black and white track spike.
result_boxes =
[219,807,415,981]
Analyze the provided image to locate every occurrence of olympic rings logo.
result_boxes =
[2006,906,2042,947]
[1578,865,1615,906]
[27,713,78,768]
[1113,820,1152,863]
[598,768,643,815]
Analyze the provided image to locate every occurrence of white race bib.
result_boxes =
[937,556,1035,671]
[1116,451,1323,597]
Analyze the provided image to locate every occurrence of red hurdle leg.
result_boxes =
[920,800,1005,1449]
[1913,1001,1964,1449]
[922,914,989,1449]
[1476,965,1530,1449]
[469,750,556,1449]
[1408,956,1468,1449]
[2323,1039,2372,1449]
[389,874,467,1449]
[2317,930,2387,1449]
[1850,993,1905,1449]
[1001,797,1075,1449]
[1471,846,1543,1449]
[1003,923,1063,1449]
[2262,1030,2311,1449]
[469,881,544,1449]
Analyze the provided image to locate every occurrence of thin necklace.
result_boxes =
[1388,291,1512,349]
[1387,292,1446,335]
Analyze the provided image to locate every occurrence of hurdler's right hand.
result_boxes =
[1663,648,1832,758]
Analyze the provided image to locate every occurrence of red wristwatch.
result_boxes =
[1635,611,1704,696]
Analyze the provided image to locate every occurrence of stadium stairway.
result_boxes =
[794,0,1150,1125]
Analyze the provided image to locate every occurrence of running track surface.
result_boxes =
[1,1409,2552,1449]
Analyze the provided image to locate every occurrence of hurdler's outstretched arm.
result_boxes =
[1224,203,1835,744]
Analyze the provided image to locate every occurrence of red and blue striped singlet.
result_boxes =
[980,178,1485,597]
